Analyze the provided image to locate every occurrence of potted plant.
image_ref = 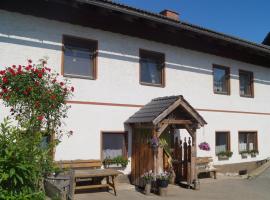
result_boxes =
[141,171,154,195]
[249,150,259,158]
[103,156,129,168]
[217,151,233,160]
[240,150,249,159]
[198,142,211,151]
[156,171,171,196]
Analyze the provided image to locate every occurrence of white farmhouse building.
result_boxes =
[1,0,270,180]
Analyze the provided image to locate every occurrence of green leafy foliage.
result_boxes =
[0,118,51,199]
[103,156,129,168]
[217,151,233,157]
[0,58,74,137]
[0,59,74,199]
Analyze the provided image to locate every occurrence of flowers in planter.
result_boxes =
[198,142,210,151]
[217,151,233,159]
[103,156,129,168]
[239,150,259,158]
[141,170,154,184]
[156,171,171,181]
[156,171,171,189]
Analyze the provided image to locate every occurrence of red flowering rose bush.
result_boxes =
[0,59,74,136]
[0,59,74,199]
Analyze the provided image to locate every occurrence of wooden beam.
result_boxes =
[153,98,182,125]
[179,101,205,126]
[162,119,192,125]
[184,124,196,139]
[157,123,169,137]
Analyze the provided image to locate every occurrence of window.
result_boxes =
[213,65,230,95]
[62,35,97,79]
[139,49,165,87]
[239,132,257,152]
[215,132,230,154]
[101,132,128,159]
[239,70,254,97]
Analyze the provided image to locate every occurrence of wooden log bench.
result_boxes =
[196,157,217,179]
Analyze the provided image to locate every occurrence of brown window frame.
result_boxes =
[239,70,254,98]
[215,131,231,155]
[100,131,128,160]
[238,131,258,153]
[139,49,165,87]
[213,64,230,95]
[61,35,98,80]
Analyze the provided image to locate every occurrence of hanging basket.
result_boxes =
[198,142,210,151]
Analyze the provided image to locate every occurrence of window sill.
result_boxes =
[214,91,230,96]
[140,82,165,88]
[217,155,230,161]
[63,74,96,80]
[103,164,127,169]
[240,95,254,98]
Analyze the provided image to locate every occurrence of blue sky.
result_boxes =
[114,0,269,44]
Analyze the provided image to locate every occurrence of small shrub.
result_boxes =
[0,118,50,199]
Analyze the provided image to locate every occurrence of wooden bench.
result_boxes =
[52,160,102,199]
[196,157,217,179]
[55,159,102,169]
[74,169,122,196]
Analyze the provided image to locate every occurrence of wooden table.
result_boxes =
[74,169,121,196]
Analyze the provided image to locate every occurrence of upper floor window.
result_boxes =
[239,70,254,97]
[213,65,230,95]
[215,131,230,154]
[62,35,97,79]
[139,49,165,87]
[239,131,258,152]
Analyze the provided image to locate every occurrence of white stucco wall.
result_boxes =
[1,10,270,173]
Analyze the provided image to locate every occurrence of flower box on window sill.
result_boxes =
[250,150,259,158]
[217,151,233,161]
[240,150,258,159]
[102,156,129,169]
[218,155,229,161]
[240,151,249,159]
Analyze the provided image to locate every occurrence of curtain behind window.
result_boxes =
[64,46,94,78]
[216,132,228,153]
[102,133,125,159]
[141,58,161,84]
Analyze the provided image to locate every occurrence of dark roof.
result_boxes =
[126,95,207,126]
[91,0,270,52]
[263,33,270,46]
[1,0,270,67]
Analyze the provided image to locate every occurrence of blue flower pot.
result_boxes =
[157,179,169,188]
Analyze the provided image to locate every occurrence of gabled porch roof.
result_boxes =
[125,95,207,127]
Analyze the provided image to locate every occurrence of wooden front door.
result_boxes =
[131,128,154,186]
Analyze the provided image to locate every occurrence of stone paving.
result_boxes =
[76,168,270,200]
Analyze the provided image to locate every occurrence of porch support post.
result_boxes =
[152,128,158,181]
[191,129,198,189]
[185,124,198,189]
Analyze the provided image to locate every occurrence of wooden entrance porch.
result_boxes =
[125,95,207,189]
